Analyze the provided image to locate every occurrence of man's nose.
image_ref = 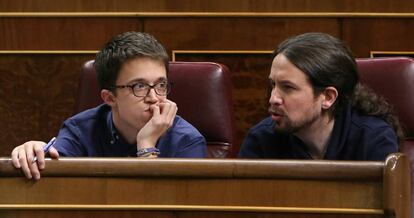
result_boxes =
[144,88,158,102]
[269,88,282,105]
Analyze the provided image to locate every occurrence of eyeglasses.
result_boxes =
[114,81,172,97]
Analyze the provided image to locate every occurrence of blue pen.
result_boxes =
[32,137,56,163]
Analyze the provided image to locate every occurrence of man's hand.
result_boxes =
[136,100,178,150]
[11,141,59,180]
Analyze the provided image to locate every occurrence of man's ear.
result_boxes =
[321,86,338,110]
[101,89,116,107]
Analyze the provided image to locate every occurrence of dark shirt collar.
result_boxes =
[288,134,312,159]
[106,110,120,143]
[324,105,352,159]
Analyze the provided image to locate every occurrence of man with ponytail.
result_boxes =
[239,32,401,160]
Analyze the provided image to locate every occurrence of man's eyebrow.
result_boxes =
[127,77,167,84]
[277,79,299,87]
[127,78,146,84]
[155,77,168,82]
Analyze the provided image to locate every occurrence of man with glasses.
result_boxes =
[11,32,207,180]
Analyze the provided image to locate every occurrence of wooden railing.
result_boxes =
[0,153,410,218]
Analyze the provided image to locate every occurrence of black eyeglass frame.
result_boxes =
[113,82,172,97]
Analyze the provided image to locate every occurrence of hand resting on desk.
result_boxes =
[11,141,59,180]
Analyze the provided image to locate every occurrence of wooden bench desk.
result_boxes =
[0,153,410,218]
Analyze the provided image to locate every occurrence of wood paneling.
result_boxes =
[145,18,340,51]
[1,0,414,13]
[0,54,95,156]
[0,17,143,50]
[342,18,414,58]
[0,211,383,218]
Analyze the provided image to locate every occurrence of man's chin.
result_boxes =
[274,127,290,134]
[273,122,296,134]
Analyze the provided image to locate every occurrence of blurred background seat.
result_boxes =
[75,60,237,158]
[357,57,414,215]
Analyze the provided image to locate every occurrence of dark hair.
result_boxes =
[274,32,403,147]
[94,31,169,91]
[274,32,358,118]
[351,84,404,147]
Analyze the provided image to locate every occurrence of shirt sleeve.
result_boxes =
[175,135,207,158]
[54,119,87,157]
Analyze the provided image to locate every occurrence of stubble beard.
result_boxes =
[273,109,321,135]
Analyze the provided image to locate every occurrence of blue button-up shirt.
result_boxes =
[54,104,206,157]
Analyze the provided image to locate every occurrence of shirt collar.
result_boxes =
[105,109,138,156]
[106,110,120,144]
[325,105,352,159]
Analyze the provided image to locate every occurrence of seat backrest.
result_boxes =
[356,57,414,215]
[356,57,414,143]
[75,60,236,158]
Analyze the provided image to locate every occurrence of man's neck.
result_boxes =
[112,113,139,145]
[294,115,335,159]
